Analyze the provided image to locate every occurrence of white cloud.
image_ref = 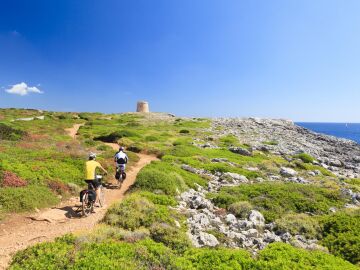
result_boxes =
[5,82,43,96]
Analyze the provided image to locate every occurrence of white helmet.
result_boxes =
[89,152,96,159]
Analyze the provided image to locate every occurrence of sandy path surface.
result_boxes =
[0,126,157,269]
[65,123,84,139]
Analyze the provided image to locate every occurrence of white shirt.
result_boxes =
[115,151,128,163]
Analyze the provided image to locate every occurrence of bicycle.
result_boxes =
[115,165,126,189]
[81,174,105,217]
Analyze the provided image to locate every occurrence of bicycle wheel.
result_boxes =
[82,192,93,216]
[98,185,105,207]
[117,173,123,189]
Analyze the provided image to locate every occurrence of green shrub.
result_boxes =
[139,191,177,206]
[294,153,316,163]
[179,129,190,134]
[96,144,111,151]
[10,236,75,270]
[255,242,358,270]
[320,210,360,264]
[0,123,26,141]
[0,185,59,212]
[103,194,174,230]
[94,130,139,143]
[219,135,239,147]
[145,135,158,142]
[182,247,252,270]
[275,213,321,239]
[228,201,253,218]
[211,183,346,222]
[134,164,188,195]
[150,222,191,253]
[127,144,143,153]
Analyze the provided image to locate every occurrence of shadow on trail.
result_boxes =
[57,206,82,219]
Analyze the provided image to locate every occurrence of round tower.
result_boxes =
[136,101,150,113]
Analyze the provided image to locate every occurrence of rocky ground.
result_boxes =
[212,118,360,179]
[175,118,360,253]
[175,165,324,254]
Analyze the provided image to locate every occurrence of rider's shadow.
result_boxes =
[58,206,82,218]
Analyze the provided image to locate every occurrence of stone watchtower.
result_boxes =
[136,101,150,113]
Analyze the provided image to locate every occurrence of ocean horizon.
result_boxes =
[296,122,360,144]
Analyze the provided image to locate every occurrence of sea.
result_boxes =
[296,122,360,144]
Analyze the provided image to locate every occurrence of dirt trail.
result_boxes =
[65,123,84,139]
[0,126,157,269]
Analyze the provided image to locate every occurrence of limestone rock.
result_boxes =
[280,167,298,177]
[248,210,265,228]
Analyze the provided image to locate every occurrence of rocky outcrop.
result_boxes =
[211,118,360,179]
[176,165,322,253]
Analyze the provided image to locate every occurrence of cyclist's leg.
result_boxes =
[93,180,101,204]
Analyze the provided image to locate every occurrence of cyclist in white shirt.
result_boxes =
[114,147,128,180]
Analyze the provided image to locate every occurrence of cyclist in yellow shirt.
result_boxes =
[85,153,108,206]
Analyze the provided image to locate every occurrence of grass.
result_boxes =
[0,185,59,212]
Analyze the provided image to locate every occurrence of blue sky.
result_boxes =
[0,0,359,122]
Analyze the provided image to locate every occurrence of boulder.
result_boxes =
[229,147,252,156]
[244,228,259,238]
[198,232,219,247]
[225,214,238,226]
[221,172,249,183]
[238,220,254,230]
[280,232,292,242]
[248,210,265,228]
[263,230,281,243]
[329,159,343,167]
[191,213,210,226]
[181,165,198,174]
[212,158,229,163]
[280,167,298,177]
[189,195,212,210]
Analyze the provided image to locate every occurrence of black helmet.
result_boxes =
[119,146,125,151]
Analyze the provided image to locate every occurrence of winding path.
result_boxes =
[0,124,157,269]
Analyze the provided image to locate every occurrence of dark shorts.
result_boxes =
[85,179,100,189]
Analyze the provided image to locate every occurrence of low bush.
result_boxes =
[219,135,240,147]
[228,201,253,218]
[134,161,206,194]
[10,236,75,270]
[320,210,360,264]
[150,222,191,253]
[0,185,59,212]
[211,183,346,221]
[294,153,316,163]
[94,130,139,143]
[182,247,253,269]
[0,123,27,141]
[9,235,358,270]
[135,167,186,195]
[138,191,178,206]
[47,180,70,195]
[255,242,358,270]
[275,213,321,239]
[102,194,174,231]
[127,144,143,153]
[145,135,158,142]
[0,171,27,187]
[179,129,190,134]
[96,144,111,151]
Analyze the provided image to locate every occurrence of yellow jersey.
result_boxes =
[85,160,103,180]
